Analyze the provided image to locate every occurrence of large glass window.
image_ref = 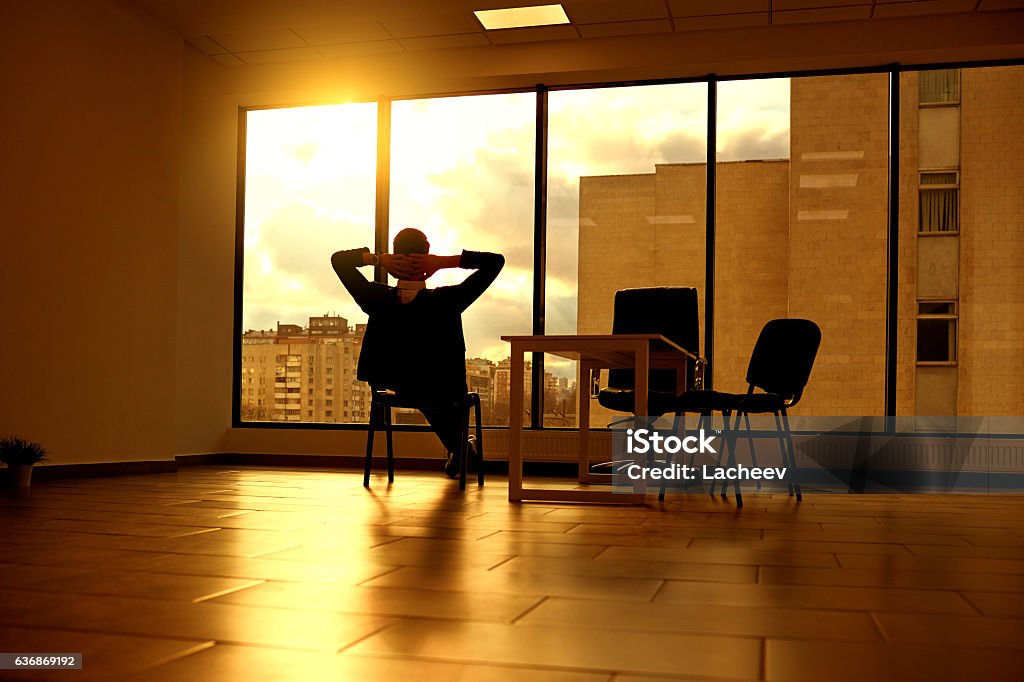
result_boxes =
[545,83,709,427]
[240,103,377,423]
[900,65,1024,416]
[390,93,536,426]
[237,62,1024,428]
[712,78,792,399]
[715,75,889,416]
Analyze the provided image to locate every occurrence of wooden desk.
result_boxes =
[501,334,696,504]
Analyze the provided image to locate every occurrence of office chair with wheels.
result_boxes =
[590,287,705,499]
[596,287,704,418]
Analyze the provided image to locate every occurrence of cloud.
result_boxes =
[717,127,789,162]
[243,199,372,331]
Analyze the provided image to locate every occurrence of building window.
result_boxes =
[919,171,959,233]
[326,400,333,407]
[326,367,333,375]
[919,69,959,105]
[326,389,333,396]
[917,301,957,363]
[326,410,333,417]
[308,399,313,406]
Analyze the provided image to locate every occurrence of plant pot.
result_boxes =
[13,464,33,488]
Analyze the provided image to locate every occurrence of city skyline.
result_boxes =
[241,313,576,425]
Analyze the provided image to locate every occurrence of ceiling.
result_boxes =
[129,0,1021,67]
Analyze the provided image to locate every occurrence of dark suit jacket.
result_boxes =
[331,248,505,402]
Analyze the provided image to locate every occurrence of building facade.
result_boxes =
[241,316,372,423]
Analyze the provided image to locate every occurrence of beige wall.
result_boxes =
[175,48,236,456]
[0,0,182,463]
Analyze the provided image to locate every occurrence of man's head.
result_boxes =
[393,228,429,255]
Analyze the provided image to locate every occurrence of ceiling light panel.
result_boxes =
[474,4,571,30]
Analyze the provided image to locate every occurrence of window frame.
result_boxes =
[918,169,961,235]
[916,299,959,366]
[918,68,961,107]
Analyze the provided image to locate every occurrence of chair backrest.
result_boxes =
[607,287,700,393]
[745,319,822,406]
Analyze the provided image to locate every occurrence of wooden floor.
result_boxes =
[2,466,1024,681]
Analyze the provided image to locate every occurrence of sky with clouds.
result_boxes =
[242,79,789,376]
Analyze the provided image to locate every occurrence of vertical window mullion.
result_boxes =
[532,86,548,429]
[886,67,901,419]
[375,97,392,284]
[704,76,717,391]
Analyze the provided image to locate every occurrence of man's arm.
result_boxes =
[330,248,385,313]
[441,250,506,312]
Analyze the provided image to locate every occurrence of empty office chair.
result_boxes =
[596,287,704,417]
[672,319,821,507]
[364,390,484,491]
[592,287,704,499]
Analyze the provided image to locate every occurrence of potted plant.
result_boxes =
[0,436,48,488]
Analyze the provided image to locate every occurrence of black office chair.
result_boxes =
[672,318,822,507]
[363,389,484,491]
[596,287,704,417]
[591,288,704,498]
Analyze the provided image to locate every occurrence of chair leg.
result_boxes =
[711,411,730,498]
[743,412,761,491]
[364,399,378,487]
[771,411,793,496]
[660,411,684,501]
[726,411,743,508]
[688,412,706,471]
[384,400,394,484]
[459,400,470,491]
[781,409,801,502]
[474,399,484,487]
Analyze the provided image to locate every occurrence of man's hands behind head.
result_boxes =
[379,253,420,280]
[400,254,447,280]
[381,253,451,281]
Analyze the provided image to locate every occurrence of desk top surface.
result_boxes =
[500,334,698,362]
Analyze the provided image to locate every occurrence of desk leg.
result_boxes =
[578,361,593,484]
[508,346,525,502]
[633,343,650,496]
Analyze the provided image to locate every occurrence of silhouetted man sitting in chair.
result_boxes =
[331,228,504,477]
